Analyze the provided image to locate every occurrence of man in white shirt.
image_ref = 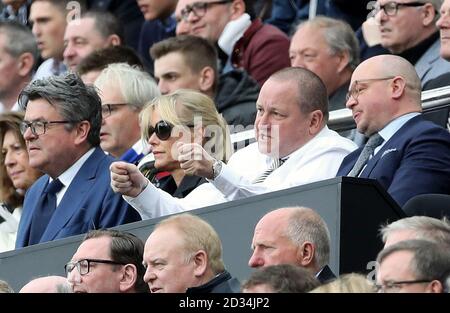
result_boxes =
[110,67,357,219]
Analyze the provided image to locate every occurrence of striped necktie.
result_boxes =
[348,133,384,177]
[253,158,285,184]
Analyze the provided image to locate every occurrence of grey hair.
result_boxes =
[18,73,102,146]
[285,207,331,270]
[296,16,360,70]
[0,279,14,293]
[380,216,450,247]
[81,11,124,43]
[377,239,450,284]
[94,63,160,111]
[0,20,39,64]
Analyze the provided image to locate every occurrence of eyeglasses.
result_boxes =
[101,103,128,118]
[64,259,126,276]
[346,76,395,102]
[375,279,432,293]
[20,120,73,136]
[179,0,234,22]
[374,1,425,16]
[144,120,174,141]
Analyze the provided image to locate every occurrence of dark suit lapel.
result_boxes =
[40,148,104,241]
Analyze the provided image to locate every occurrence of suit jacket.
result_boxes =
[16,147,141,248]
[415,39,450,87]
[317,265,336,284]
[337,115,450,207]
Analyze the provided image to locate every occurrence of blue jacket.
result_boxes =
[337,116,450,207]
[16,147,141,248]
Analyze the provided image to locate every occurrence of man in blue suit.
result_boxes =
[337,54,450,207]
[15,73,141,248]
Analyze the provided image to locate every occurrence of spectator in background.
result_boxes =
[242,264,320,293]
[175,0,290,86]
[0,0,31,27]
[30,0,73,80]
[376,239,450,293]
[94,63,159,163]
[136,0,177,74]
[19,275,71,293]
[290,16,359,111]
[143,213,240,293]
[66,229,149,293]
[374,0,450,86]
[380,216,450,248]
[63,11,123,72]
[150,35,259,127]
[76,45,144,84]
[249,207,335,284]
[15,73,141,248]
[310,273,375,293]
[337,55,450,207]
[0,112,42,252]
[0,20,38,112]
[138,89,231,198]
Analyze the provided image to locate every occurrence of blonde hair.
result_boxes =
[156,213,225,274]
[140,89,232,162]
[310,273,375,293]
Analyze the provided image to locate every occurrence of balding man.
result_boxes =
[337,55,450,207]
[19,276,71,293]
[248,207,335,284]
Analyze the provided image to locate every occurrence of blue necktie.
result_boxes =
[28,179,64,245]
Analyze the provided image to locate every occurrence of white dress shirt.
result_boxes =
[125,126,357,219]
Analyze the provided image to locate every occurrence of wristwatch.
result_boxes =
[211,159,223,180]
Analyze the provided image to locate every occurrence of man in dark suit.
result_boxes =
[337,54,450,207]
[15,73,141,248]
[248,206,336,284]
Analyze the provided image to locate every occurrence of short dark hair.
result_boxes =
[18,73,102,146]
[81,10,124,43]
[150,35,219,92]
[83,229,149,293]
[243,264,320,293]
[76,45,144,76]
[270,67,329,122]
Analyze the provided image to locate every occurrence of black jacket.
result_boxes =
[186,271,241,293]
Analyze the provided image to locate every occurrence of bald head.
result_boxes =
[19,276,70,293]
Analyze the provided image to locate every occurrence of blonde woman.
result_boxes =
[138,89,232,198]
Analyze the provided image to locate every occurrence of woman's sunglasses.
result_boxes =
[146,120,173,141]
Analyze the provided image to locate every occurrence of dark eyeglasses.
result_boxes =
[374,1,425,16]
[101,103,128,118]
[179,0,233,22]
[145,120,174,141]
[375,279,432,293]
[346,77,395,102]
[64,258,126,276]
[20,120,73,136]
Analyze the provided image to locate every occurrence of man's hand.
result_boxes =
[110,161,149,197]
[177,142,215,179]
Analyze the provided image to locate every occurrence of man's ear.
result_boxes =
[106,34,122,47]
[230,0,246,20]
[297,241,315,268]
[390,76,407,100]
[192,250,209,277]
[421,3,437,27]
[308,110,324,136]
[17,52,35,77]
[426,280,444,293]
[119,264,137,293]
[336,51,350,74]
[198,66,215,93]
[73,121,91,145]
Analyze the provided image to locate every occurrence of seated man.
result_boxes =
[380,215,450,248]
[66,229,148,293]
[143,213,240,293]
[248,206,335,284]
[337,54,450,207]
[110,67,357,219]
[94,63,159,163]
[376,239,450,293]
[16,73,141,248]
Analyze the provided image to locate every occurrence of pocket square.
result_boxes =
[381,148,397,158]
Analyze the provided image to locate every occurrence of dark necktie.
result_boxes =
[348,133,384,177]
[28,179,64,245]
[253,158,286,184]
